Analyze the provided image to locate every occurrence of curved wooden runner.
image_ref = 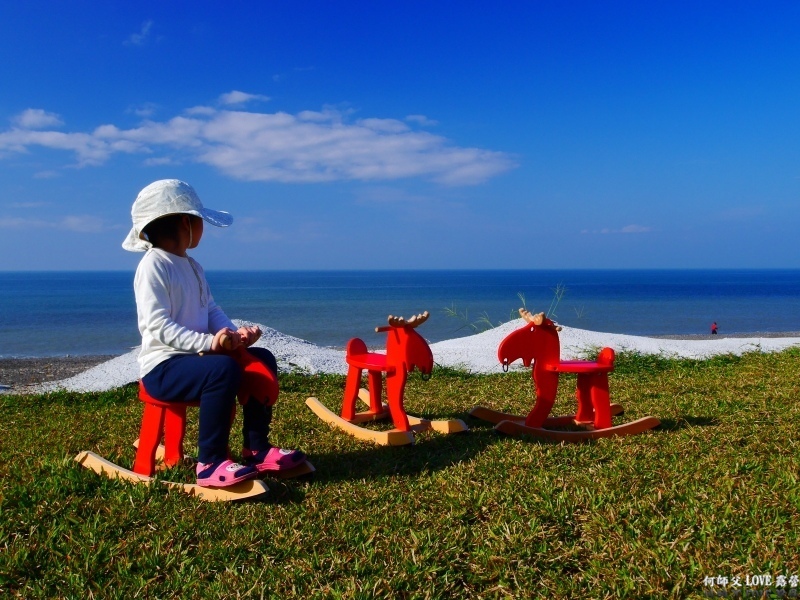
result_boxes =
[357,388,468,434]
[470,403,658,442]
[305,397,417,446]
[74,451,269,502]
[305,386,469,447]
[131,438,315,479]
[469,403,625,426]
[493,416,661,442]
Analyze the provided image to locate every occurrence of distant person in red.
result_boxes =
[711,322,718,335]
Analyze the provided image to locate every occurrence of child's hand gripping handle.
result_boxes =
[219,333,233,351]
[210,329,237,353]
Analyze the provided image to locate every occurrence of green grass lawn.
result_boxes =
[2,349,800,599]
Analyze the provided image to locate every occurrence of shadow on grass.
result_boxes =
[654,416,719,431]
[143,412,719,502]
[302,427,499,485]
[129,413,506,504]
[466,411,706,446]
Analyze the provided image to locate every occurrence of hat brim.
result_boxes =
[199,207,233,228]
[121,208,234,252]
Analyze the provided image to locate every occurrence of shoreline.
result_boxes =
[649,331,800,340]
[3,324,800,394]
[0,356,117,390]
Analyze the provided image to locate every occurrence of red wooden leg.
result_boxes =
[525,368,559,428]
[591,374,613,429]
[367,370,384,413]
[341,365,363,421]
[386,370,411,431]
[162,404,188,468]
[133,403,166,476]
[574,374,595,423]
[525,396,556,428]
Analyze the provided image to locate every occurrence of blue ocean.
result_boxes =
[1,269,799,358]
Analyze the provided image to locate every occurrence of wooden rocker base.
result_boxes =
[131,439,316,479]
[306,390,469,446]
[306,397,417,446]
[74,451,269,502]
[469,403,658,442]
[469,403,625,426]
[356,388,469,435]
[493,416,660,442]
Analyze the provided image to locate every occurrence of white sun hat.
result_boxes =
[122,179,233,252]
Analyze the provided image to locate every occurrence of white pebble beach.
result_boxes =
[8,318,800,395]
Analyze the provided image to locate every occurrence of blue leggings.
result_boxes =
[141,347,277,464]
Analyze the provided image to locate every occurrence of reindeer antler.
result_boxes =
[377,311,430,332]
[519,308,545,325]
[519,308,562,331]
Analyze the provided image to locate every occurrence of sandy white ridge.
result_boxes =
[29,318,800,394]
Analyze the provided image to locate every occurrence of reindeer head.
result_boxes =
[378,311,434,375]
[497,308,561,370]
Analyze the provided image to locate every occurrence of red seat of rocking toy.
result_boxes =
[345,350,395,374]
[344,337,397,374]
[132,381,200,477]
[546,347,616,374]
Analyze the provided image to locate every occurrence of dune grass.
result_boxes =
[2,349,800,598]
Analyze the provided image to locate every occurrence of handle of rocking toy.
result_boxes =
[219,333,233,351]
[199,332,234,356]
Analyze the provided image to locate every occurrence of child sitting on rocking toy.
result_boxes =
[122,179,305,488]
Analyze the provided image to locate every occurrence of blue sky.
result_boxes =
[1,1,799,271]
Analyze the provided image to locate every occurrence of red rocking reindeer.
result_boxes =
[74,333,313,502]
[306,311,467,445]
[471,308,659,441]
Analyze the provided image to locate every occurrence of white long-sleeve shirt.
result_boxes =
[134,248,236,377]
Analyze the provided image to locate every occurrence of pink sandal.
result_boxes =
[242,447,306,473]
[196,459,258,488]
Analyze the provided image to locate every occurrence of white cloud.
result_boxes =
[185,105,217,117]
[619,224,652,233]
[0,127,121,166]
[0,104,517,185]
[61,215,106,232]
[12,109,64,130]
[125,20,154,46]
[8,201,50,208]
[219,91,271,105]
[234,217,288,242]
[353,186,467,223]
[0,217,35,228]
[582,224,653,234]
[129,103,158,118]
[0,215,106,232]
[354,186,432,205]
[718,206,765,221]
[406,114,438,127]
[357,118,409,133]
[143,156,176,166]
